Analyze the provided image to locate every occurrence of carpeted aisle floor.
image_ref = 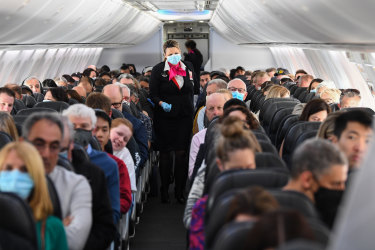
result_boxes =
[130,194,187,250]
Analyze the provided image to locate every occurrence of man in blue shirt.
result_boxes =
[63,104,121,224]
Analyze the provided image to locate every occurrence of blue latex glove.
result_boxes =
[161,102,172,112]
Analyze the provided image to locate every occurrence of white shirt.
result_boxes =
[164,60,187,89]
[114,147,137,192]
[49,166,92,250]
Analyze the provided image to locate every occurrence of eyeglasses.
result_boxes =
[30,140,61,153]
[111,102,122,109]
[228,87,246,93]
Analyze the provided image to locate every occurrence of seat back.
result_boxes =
[250,91,262,112]
[34,101,69,112]
[14,99,27,112]
[46,176,62,219]
[289,85,299,95]
[253,95,265,113]
[261,101,298,133]
[0,131,13,149]
[282,122,321,167]
[293,87,307,99]
[0,192,38,249]
[275,115,299,150]
[112,108,125,119]
[255,153,288,172]
[22,95,37,108]
[253,131,271,143]
[258,140,278,155]
[16,107,57,116]
[211,221,254,250]
[33,93,44,102]
[259,98,299,122]
[343,107,375,115]
[207,169,289,211]
[269,107,294,144]
[269,190,320,219]
[303,92,316,103]
[297,91,308,102]
[277,240,325,250]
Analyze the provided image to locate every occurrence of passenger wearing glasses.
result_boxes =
[227,78,248,101]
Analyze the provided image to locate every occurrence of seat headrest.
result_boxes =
[0,192,38,248]
[212,221,255,250]
[34,101,69,112]
[0,131,13,150]
[207,169,289,211]
[16,107,57,116]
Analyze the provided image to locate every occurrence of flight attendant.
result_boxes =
[150,40,196,204]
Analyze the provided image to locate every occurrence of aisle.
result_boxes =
[130,194,187,250]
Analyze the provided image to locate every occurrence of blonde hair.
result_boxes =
[0,142,53,221]
[265,85,290,100]
[215,89,233,101]
[321,88,341,104]
[0,112,19,140]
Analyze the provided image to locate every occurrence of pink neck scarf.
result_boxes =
[168,62,186,81]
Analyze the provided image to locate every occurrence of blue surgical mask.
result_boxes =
[232,91,245,101]
[310,89,317,93]
[0,170,34,200]
[59,150,68,159]
[167,54,181,65]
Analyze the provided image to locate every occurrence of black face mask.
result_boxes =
[314,187,344,229]
[74,129,92,148]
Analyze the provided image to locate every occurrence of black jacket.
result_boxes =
[150,60,196,119]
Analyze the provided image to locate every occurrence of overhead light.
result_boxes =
[199,20,204,23]
[168,20,174,23]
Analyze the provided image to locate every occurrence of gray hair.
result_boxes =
[23,76,40,85]
[291,138,348,179]
[62,104,97,129]
[61,116,75,141]
[117,73,134,82]
[207,79,228,90]
[114,82,131,95]
[54,76,68,84]
[22,112,64,139]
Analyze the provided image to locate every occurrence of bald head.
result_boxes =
[73,85,87,98]
[205,92,228,121]
[103,84,123,111]
[227,79,247,101]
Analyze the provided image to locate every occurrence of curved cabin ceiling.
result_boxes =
[0,0,161,48]
[210,0,375,50]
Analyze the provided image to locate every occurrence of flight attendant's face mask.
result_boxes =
[167,54,182,65]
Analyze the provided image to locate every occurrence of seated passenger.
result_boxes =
[22,76,43,94]
[299,99,331,122]
[316,80,336,97]
[0,141,68,250]
[339,89,361,109]
[0,112,18,140]
[253,71,271,90]
[0,87,15,114]
[187,117,260,245]
[283,138,348,227]
[194,79,228,134]
[298,74,314,88]
[200,71,211,92]
[62,104,121,224]
[44,87,69,103]
[307,78,323,93]
[222,105,260,130]
[227,78,248,101]
[60,117,116,249]
[320,88,341,105]
[72,85,87,99]
[4,83,23,100]
[103,84,148,168]
[22,113,92,250]
[331,110,373,171]
[189,92,231,178]
[265,85,290,99]
[317,111,344,141]
[284,138,348,201]
[67,89,85,103]
[245,209,314,249]
[110,118,137,192]
[93,110,133,213]
[226,186,279,223]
